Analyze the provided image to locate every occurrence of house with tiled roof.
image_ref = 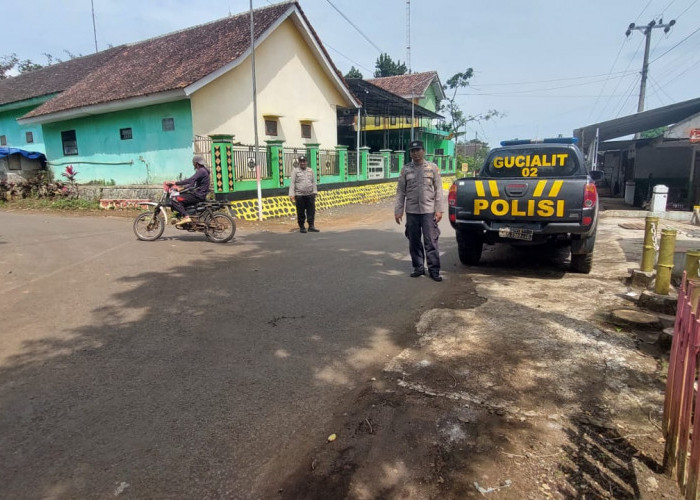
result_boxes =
[363,71,453,157]
[0,47,122,155]
[0,1,359,185]
[368,71,445,113]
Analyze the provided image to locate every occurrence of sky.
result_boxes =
[2,0,699,147]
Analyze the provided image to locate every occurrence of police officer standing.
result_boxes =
[394,140,444,281]
[289,155,319,233]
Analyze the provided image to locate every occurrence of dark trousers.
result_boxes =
[405,213,441,274]
[295,194,316,228]
[170,192,202,217]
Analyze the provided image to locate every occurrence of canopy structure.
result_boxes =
[0,147,46,160]
[575,97,700,151]
[344,78,443,119]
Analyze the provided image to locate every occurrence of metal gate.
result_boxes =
[367,153,385,179]
[193,135,212,168]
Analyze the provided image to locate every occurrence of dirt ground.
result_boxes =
[251,201,681,499]
[0,198,683,499]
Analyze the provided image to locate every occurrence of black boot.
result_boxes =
[308,226,320,232]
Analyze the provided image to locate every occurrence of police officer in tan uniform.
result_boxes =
[394,140,444,281]
[289,155,319,233]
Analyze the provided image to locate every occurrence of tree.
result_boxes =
[457,139,489,177]
[345,66,363,79]
[439,68,501,141]
[0,54,19,79]
[373,53,407,78]
[0,50,82,79]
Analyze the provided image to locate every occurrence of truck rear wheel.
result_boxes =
[570,233,595,274]
[570,252,593,274]
[456,229,483,266]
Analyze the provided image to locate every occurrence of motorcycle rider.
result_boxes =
[169,155,211,226]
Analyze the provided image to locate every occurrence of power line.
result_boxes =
[615,74,641,118]
[324,43,374,74]
[465,73,637,95]
[324,0,383,54]
[471,70,636,87]
[460,92,631,98]
[649,25,700,64]
[648,74,673,105]
[595,36,645,121]
[587,39,631,122]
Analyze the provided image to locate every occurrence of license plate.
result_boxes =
[498,227,533,241]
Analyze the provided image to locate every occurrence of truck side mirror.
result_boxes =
[589,170,604,181]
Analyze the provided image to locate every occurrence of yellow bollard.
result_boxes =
[684,250,700,279]
[641,216,659,272]
[654,229,677,295]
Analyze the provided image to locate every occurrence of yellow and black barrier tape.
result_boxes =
[228,177,454,221]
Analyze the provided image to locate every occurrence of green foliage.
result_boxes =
[374,53,407,78]
[85,178,117,186]
[345,66,363,79]
[1,51,82,79]
[639,126,667,139]
[49,198,97,210]
[0,172,69,200]
[438,68,502,139]
[456,140,489,177]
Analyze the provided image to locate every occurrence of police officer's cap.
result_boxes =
[298,155,307,162]
[409,140,424,150]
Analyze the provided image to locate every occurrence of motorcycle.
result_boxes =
[133,182,236,243]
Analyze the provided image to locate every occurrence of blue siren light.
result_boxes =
[500,137,578,147]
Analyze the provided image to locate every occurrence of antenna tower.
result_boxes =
[406,0,411,74]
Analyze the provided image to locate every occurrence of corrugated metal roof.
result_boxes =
[575,97,700,150]
[345,78,443,119]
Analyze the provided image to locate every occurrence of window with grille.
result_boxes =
[301,123,311,139]
[0,135,6,146]
[265,119,278,136]
[120,128,133,140]
[61,130,78,155]
[162,118,175,131]
[26,131,34,143]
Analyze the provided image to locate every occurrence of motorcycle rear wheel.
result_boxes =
[205,213,236,243]
[133,212,165,241]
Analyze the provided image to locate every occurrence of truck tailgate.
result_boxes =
[453,177,588,223]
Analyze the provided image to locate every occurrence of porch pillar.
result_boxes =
[210,134,234,194]
[394,150,405,177]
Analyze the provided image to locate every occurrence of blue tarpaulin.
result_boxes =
[0,147,46,161]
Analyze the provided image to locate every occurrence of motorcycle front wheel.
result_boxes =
[133,212,165,241]
[205,213,236,243]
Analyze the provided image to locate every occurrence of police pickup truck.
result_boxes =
[447,138,603,273]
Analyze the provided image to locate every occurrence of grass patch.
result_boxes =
[0,198,100,211]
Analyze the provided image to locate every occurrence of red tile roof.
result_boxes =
[367,71,441,99]
[22,2,299,119]
[0,47,123,107]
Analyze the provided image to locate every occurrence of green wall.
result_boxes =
[43,100,193,185]
[419,85,438,113]
[0,105,46,154]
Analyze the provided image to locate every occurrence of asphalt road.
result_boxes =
[0,208,454,498]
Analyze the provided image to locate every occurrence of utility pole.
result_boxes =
[626,18,676,113]
[249,0,263,220]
